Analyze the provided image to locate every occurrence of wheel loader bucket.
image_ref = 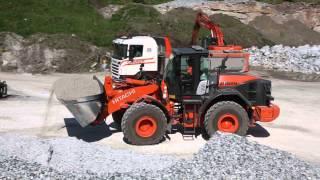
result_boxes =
[59,94,104,127]
[54,76,105,127]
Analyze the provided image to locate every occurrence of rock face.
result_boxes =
[247,44,320,74]
[0,32,106,73]
[97,5,123,19]
[155,0,320,33]
[249,15,320,46]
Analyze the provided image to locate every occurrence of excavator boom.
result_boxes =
[191,12,225,46]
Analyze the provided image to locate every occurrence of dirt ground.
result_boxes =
[0,72,319,165]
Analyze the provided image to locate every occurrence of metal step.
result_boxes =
[182,104,197,140]
[182,127,196,140]
[182,134,194,140]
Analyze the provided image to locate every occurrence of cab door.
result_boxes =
[164,55,201,100]
[179,55,200,96]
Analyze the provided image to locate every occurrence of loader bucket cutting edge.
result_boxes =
[59,94,105,127]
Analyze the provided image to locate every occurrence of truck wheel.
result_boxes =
[204,101,249,137]
[112,110,125,129]
[121,102,167,145]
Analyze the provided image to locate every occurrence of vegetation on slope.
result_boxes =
[106,7,273,47]
[99,0,171,5]
[0,0,299,49]
[0,0,171,47]
[212,14,274,47]
[0,0,114,46]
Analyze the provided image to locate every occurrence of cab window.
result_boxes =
[129,45,143,57]
[180,56,195,95]
[206,57,244,72]
[180,56,193,78]
[164,59,176,96]
[200,57,209,81]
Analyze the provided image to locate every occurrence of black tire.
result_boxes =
[204,101,249,137]
[112,110,125,128]
[121,102,167,145]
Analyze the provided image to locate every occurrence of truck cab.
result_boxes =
[111,36,172,80]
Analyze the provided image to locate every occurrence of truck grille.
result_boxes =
[111,58,121,80]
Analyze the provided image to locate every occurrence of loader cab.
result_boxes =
[164,47,211,100]
[164,47,250,100]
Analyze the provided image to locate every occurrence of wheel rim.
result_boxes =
[217,114,239,133]
[135,116,157,138]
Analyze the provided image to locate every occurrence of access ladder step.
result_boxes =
[182,128,195,140]
[182,134,194,140]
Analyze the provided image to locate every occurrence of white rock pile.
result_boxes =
[248,45,320,74]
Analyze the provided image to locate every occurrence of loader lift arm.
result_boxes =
[191,12,225,46]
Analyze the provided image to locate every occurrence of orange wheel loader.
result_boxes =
[57,12,280,145]
[58,46,279,145]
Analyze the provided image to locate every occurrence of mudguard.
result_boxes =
[136,95,170,120]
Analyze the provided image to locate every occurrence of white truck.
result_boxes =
[111,36,172,80]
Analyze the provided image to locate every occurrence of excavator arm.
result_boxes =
[191,12,225,46]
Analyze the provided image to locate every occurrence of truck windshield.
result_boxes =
[112,43,128,59]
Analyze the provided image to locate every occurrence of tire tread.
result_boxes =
[121,102,167,145]
[204,101,249,136]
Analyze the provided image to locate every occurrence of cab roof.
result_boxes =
[173,47,208,56]
[113,36,156,45]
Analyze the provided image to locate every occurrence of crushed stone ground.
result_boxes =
[0,133,319,179]
[0,133,176,175]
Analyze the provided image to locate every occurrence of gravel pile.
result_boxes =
[53,76,104,101]
[1,133,319,179]
[0,134,176,176]
[154,133,320,179]
[248,45,320,74]
[0,155,82,179]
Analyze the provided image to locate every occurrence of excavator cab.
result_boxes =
[201,36,218,49]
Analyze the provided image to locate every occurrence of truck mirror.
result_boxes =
[129,46,135,61]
